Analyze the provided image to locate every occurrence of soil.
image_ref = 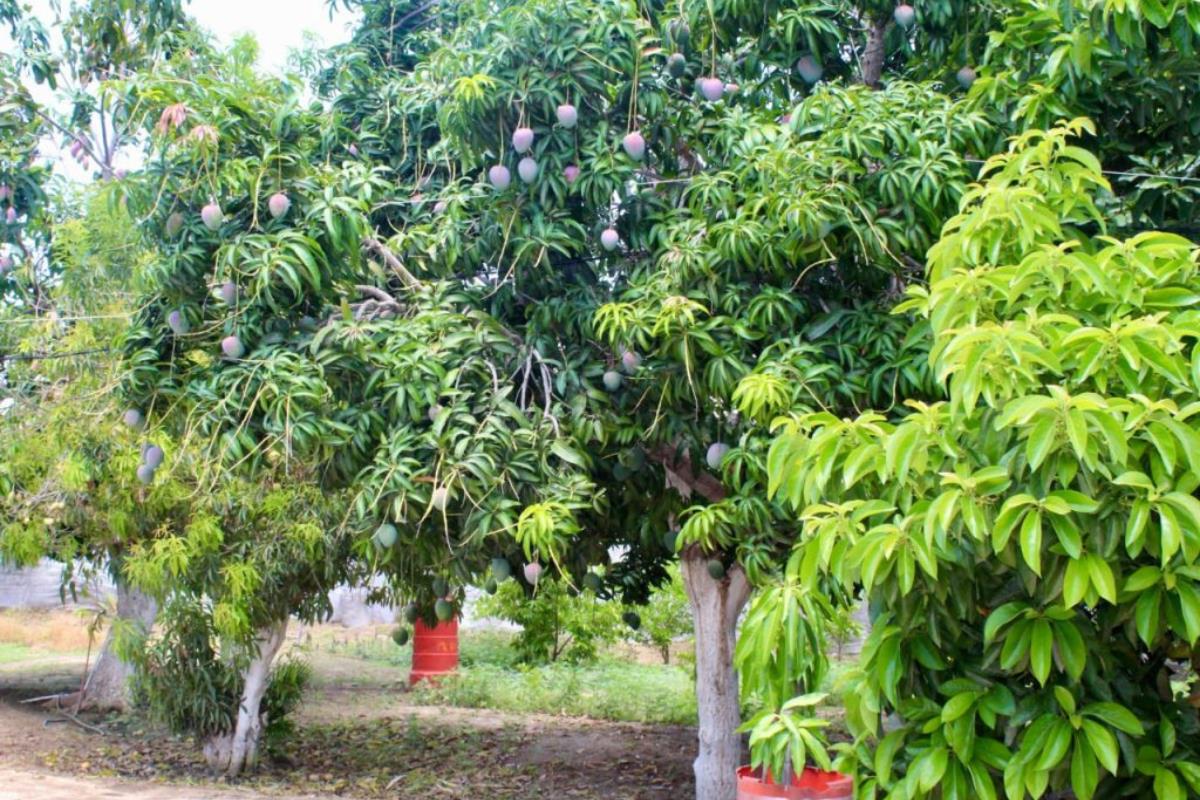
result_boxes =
[0,649,697,800]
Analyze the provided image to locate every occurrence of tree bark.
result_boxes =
[682,545,751,800]
[203,620,288,777]
[860,15,891,88]
[80,581,156,711]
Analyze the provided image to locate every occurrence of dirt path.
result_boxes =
[0,655,697,800]
[0,768,318,800]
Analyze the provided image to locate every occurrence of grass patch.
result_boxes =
[0,642,37,664]
[315,626,853,729]
[320,628,696,724]
[411,660,697,725]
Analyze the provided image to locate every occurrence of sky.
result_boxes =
[186,0,360,73]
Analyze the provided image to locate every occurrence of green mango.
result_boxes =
[491,557,512,581]
[374,523,397,549]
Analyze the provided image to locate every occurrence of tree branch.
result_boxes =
[363,237,421,290]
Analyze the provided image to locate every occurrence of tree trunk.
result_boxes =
[860,15,891,88]
[203,620,287,777]
[682,545,751,800]
[80,581,156,711]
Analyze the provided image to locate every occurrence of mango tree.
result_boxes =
[0,0,193,708]
[0,187,184,710]
[121,476,351,775]
[115,0,1004,792]
[316,2,1001,795]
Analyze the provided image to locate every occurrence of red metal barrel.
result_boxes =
[409,618,459,685]
[736,766,853,799]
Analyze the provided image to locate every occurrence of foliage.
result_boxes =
[973,0,1200,229]
[75,0,1200,782]
[117,0,1000,622]
[122,480,352,641]
[768,121,1200,800]
[0,0,193,311]
[475,577,624,664]
[0,185,184,595]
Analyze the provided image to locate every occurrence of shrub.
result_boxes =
[766,120,1200,799]
[129,597,309,745]
[474,578,623,664]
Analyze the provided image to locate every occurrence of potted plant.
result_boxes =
[738,693,853,799]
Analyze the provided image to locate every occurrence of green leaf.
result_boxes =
[941,691,978,723]
[549,441,588,468]
[1082,702,1143,736]
[874,729,905,787]
[1079,719,1118,777]
[1176,580,1200,643]
[915,746,949,793]
[1020,510,1044,575]
[1054,619,1086,681]
[1126,499,1151,556]
[1135,588,1162,646]
[1063,557,1089,607]
[1086,554,1117,604]
[1052,514,1082,558]
[1177,762,1200,794]
[1053,686,1076,716]
[984,602,1029,646]
[1035,719,1072,771]
[1030,620,1053,685]
[1155,768,1183,800]
[1026,414,1058,469]
[885,422,922,480]
[1071,734,1099,800]
[1161,717,1177,758]
[1123,566,1161,594]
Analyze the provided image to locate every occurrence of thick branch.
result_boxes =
[353,284,402,306]
[648,443,726,503]
[363,237,421,289]
[860,15,891,88]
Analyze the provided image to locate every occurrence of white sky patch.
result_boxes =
[186,0,359,73]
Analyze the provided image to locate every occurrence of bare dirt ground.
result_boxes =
[0,621,697,800]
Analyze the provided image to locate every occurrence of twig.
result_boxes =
[47,712,107,736]
[20,694,65,704]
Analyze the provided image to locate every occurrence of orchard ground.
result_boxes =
[0,610,849,799]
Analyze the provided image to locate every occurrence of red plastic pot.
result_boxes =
[736,765,853,799]
[409,618,459,685]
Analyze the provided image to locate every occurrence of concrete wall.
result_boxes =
[0,559,399,629]
[0,558,113,609]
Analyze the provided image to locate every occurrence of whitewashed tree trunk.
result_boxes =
[81,581,156,711]
[682,545,751,800]
[203,620,287,777]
